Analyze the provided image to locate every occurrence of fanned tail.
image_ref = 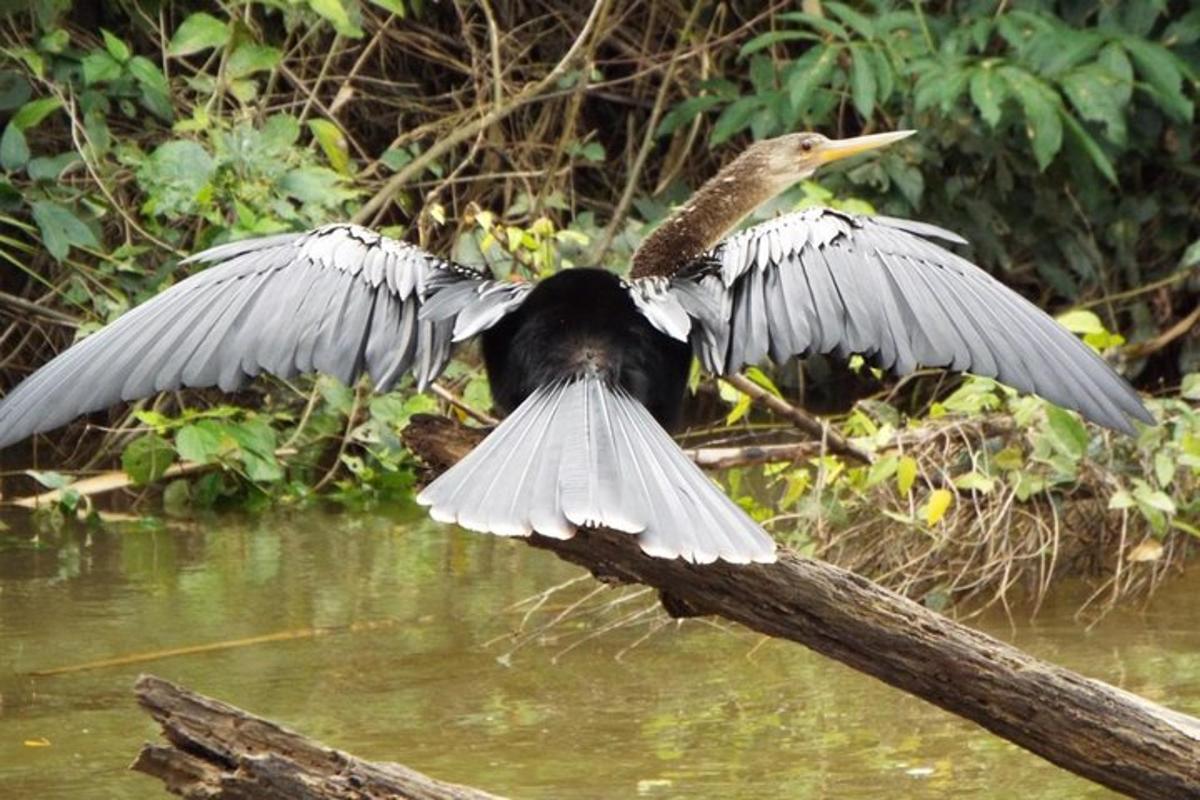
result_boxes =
[416,373,776,564]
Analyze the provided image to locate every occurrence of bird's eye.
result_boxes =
[801,140,814,152]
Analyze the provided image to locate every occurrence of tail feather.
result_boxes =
[417,374,777,564]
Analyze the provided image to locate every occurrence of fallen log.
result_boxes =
[402,413,1200,800]
[132,674,504,800]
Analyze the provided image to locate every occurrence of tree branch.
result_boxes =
[351,0,614,225]
[723,373,873,465]
[131,674,504,800]
[402,413,1200,799]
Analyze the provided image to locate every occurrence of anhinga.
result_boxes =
[0,130,1151,564]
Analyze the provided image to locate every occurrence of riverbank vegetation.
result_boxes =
[1,0,1197,614]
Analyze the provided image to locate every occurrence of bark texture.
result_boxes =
[403,413,1200,800]
[132,674,504,800]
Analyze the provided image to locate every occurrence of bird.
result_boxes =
[0,130,1152,565]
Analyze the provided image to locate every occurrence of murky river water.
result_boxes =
[1,507,1198,798]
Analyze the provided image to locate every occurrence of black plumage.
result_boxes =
[481,268,691,430]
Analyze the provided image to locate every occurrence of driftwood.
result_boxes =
[132,674,504,800]
[402,413,1200,800]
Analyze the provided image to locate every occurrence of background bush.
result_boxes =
[0,0,1197,608]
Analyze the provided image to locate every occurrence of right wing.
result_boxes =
[670,208,1151,435]
[0,223,529,448]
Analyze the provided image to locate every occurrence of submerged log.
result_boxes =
[132,674,504,800]
[402,413,1200,800]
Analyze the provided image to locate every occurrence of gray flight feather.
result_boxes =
[671,207,1152,435]
[0,223,522,448]
[417,373,777,564]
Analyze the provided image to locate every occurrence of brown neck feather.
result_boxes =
[630,149,784,279]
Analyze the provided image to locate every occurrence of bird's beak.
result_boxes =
[817,130,916,165]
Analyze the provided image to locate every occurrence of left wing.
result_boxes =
[0,223,529,448]
[667,208,1151,435]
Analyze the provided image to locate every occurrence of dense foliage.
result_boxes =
[0,1,1197,609]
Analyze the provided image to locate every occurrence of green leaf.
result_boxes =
[883,157,924,208]
[866,455,898,487]
[824,2,874,38]
[1134,483,1176,515]
[1181,373,1200,400]
[81,50,122,85]
[28,152,79,182]
[969,68,1005,128]
[849,45,876,118]
[1059,111,1117,185]
[953,471,995,493]
[778,12,849,40]
[30,200,98,261]
[175,420,231,464]
[657,95,723,137]
[1154,450,1175,488]
[279,166,351,205]
[1108,489,1134,510]
[227,419,283,482]
[0,124,29,172]
[573,141,605,162]
[0,71,31,110]
[1044,405,1088,460]
[307,0,364,37]
[368,0,407,16]
[169,12,231,56]
[870,48,894,104]
[1180,240,1200,270]
[914,65,970,113]
[1122,38,1193,122]
[744,366,781,397]
[26,470,70,490]
[122,434,175,485]
[128,56,169,94]
[12,97,62,130]
[226,44,281,79]
[787,46,838,113]
[1097,44,1134,105]
[739,30,817,58]
[308,118,351,175]
[1165,10,1200,46]
[1001,68,1062,170]
[38,28,69,54]
[101,29,130,62]
[710,97,760,146]
[136,139,215,217]
[1060,62,1128,145]
[1026,27,1101,77]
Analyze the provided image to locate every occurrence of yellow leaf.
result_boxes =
[1128,539,1163,562]
[23,737,51,747]
[897,456,918,496]
[925,489,953,525]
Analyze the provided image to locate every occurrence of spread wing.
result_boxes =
[0,223,529,447]
[671,208,1152,434]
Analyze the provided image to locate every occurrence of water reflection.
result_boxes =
[1,508,1197,798]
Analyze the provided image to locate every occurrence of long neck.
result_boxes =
[630,151,784,279]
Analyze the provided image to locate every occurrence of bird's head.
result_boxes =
[748,129,917,188]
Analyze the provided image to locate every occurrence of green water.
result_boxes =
[2,508,1198,798]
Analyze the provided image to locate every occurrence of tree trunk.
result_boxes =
[132,674,504,800]
[402,413,1200,800]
